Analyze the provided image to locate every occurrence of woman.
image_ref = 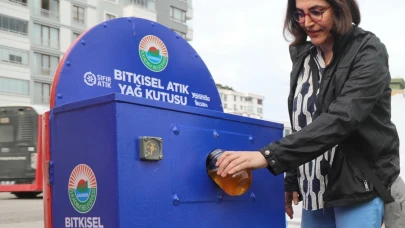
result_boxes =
[215,0,401,227]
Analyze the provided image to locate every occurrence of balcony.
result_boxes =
[0,27,27,36]
[170,17,186,25]
[71,0,87,4]
[186,0,193,19]
[0,0,30,21]
[32,37,60,50]
[127,0,156,12]
[32,8,59,21]
[0,61,30,83]
[186,27,193,41]
[72,18,86,28]
[186,8,193,20]
[0,49,29,65]
[6,0,27,7]
[33,66,56,77]
[124,0,156,22]
[34,95,50,104]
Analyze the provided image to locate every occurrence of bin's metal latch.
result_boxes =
[139,136,163,161]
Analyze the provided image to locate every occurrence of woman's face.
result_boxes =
[295,0,334,46]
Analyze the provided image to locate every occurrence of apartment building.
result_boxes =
[390,77,405,96]
[216,84,265,120]
[0,0,193,106]
[100,0,193,40]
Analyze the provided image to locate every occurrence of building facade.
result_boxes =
[216,84,264,119]
[391,91,405,180]
[0,0,193,106]
[390,77,405,96]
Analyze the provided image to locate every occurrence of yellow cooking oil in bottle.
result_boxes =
[206,149,252,196]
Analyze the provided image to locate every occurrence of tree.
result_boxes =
[216,83,234,91]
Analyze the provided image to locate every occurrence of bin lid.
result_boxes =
[50,17,223,112]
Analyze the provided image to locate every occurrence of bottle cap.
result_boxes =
[206,149,224,171]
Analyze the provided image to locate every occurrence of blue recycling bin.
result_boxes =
[47,17,286,228]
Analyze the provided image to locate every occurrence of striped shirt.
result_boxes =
[292,45,337,211]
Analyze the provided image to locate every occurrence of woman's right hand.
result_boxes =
[285,191,299,219]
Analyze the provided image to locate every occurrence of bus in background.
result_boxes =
[0,105,49,198]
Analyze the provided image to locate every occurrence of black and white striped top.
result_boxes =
[292,46,337,211]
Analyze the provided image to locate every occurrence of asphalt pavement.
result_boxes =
[0,193,43,228]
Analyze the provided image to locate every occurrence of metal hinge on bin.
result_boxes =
[45,161,54,185]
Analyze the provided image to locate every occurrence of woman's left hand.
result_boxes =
[215,151,268,177]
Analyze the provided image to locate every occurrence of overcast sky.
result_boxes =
[189,0,405,122]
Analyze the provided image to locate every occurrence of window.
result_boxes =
[223,95,227,102]
[0,76,29,95]
[284,129,291,136]
[246,97,253,102]
[129,0,155,10]
[257,107,263,114]
[9,0,27,6]
[234,104,237,110]
[0,47,29,65]
[9,54,22,64]
[170,7,186,24]
[72,32,81,42]
[131,0,147,7]
[234,96,237,101]
[72,5,85,25]
[34,53,60,76]
[257,99,263,105]
[105,13,116,21]
[245,106,253,113]
[34,0,60,20]
[0,14,28,35]
[33,23,60,49]
[172,29,186,39]
[40,0,59,11]
[34,82,51,104]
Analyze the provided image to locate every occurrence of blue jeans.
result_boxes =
[301,197,384,228]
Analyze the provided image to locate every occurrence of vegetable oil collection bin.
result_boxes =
[43,17,286,228]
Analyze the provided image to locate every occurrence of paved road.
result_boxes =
[0,193,44,228]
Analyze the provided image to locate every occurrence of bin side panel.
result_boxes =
[50,103,119,228]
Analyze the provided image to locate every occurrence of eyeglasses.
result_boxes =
[292,5,331,23]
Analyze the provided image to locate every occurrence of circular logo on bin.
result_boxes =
[68,164,97,213]
[139,35,168,72]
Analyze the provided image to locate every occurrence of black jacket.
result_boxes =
[259,25,400,208]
